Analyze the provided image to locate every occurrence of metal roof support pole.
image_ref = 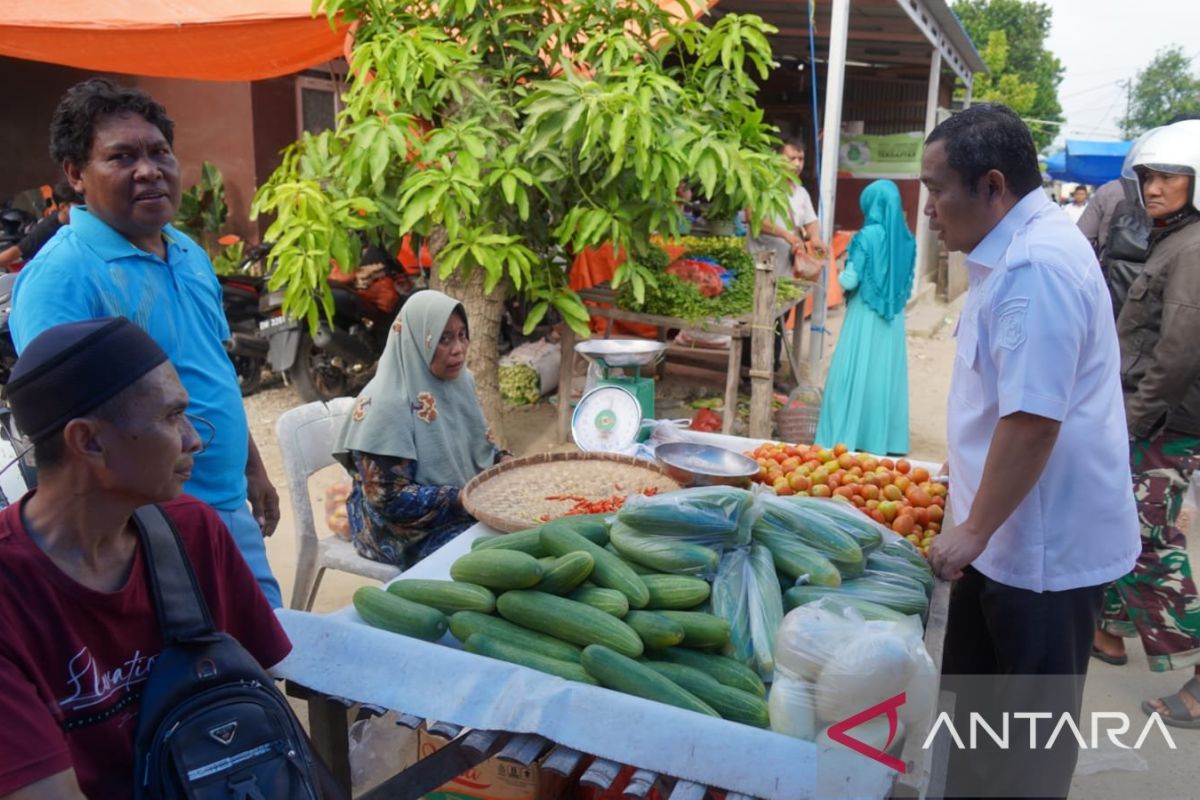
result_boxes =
[809,0,850,376]
[912,47,942,299]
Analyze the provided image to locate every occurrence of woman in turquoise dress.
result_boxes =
[815,179,915,455]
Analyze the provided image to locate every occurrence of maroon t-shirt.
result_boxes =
[0,494,292,798]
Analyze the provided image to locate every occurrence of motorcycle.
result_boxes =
[259,246,415,403]
[218,242,274,396]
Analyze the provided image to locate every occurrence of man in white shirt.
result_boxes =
[1064,184,1090,224]
[920,103,1139,798]
[750,139,828,279]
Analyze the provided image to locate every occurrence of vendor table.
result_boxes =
[278,531,950,798]
[555,283,811,443]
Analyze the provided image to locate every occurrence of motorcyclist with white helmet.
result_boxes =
[1095,119,1200,728]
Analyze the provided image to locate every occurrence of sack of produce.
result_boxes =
[753,493,863,571]
[499,338,561,405]
[767,673,817,741]
[618,485,757,546]
[771,598,935,740]
[711,544,783,677]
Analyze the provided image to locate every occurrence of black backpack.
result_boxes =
[1100,198,1151,320]
[131,504,326,800]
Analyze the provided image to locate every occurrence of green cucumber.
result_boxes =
[450,549,543,590]
[581,645,718,717]
[651,647,766,696]
[534,551,595,595]
[386,579,496,614]
[465,634,597,685]
[623,610,686,649]
[541,526,649,608]
[646,661,770,727]
[448,611,582,662]
[642,574,712,610]
[353,586,448,641]
[567,586,630,618]
[655,611,732,649]
[497,590,644,658]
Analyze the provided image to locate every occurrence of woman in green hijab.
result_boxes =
[815,180,915,455]
[334,290,510,567]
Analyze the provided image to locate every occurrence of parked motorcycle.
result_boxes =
[218,242,273,396]
[259,246,415,403]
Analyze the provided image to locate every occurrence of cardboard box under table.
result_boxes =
[274,479,950,800]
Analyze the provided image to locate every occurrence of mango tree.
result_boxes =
[253,0,792,443]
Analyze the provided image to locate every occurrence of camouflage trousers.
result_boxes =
[1101,431,1200,672]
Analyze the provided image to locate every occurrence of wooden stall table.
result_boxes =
[555,282,811,442]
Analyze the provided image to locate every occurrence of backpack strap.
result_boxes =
[133,504,214,643]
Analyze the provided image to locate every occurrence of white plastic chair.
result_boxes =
[276,397,401,610]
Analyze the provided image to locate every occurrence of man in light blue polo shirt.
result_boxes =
[10,78,283,607]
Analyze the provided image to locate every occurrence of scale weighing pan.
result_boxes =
[571,384,645,452]
[575,339,667,368]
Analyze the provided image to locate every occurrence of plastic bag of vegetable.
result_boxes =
[785,495,891,554]
[608,521,721,577]
[753,493,863,566]
[710,544,783,677]
[618,485,757,546]
[767,674,817,741]
[772,598,935,734]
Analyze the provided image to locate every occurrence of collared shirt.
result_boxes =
[948,189,1139,592]
[10,208,249,510]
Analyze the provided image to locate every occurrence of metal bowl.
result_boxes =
[653,442,759,488]
[575,339,667,368]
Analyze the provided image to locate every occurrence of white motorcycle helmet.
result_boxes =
[1126,119,1200,211]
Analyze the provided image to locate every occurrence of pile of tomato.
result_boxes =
[745,441,947,556]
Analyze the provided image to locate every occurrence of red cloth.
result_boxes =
[0,494,292,797]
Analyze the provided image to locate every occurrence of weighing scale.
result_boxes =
[574,339,666,419]
[571,384,644,452]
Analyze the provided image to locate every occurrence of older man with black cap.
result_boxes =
[0,318,290,799]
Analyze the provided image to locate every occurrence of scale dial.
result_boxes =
[571,385,643,452]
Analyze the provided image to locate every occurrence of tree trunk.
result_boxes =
[432,267,510,449]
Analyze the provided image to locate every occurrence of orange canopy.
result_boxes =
[1,1,347,81]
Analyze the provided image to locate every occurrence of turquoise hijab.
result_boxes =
[850,180,915,321]
[333,290,495,488]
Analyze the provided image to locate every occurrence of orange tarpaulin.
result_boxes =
[1,1,347,81]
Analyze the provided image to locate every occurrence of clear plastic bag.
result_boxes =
[608,520,721,576]
[711,544,783,677]
[785,495,892,554]
[770,597,935,741]
[753,493,865,569]
[618,485,757,546]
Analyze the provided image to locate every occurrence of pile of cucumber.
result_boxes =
[352,507,934,729]
[352,514,770,728]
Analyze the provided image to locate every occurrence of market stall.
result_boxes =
[273,438,950,800]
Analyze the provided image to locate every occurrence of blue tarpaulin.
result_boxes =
[1045,149,1068,180]
[1044,139,1132,185]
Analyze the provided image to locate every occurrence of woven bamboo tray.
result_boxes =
[461,451,682,533]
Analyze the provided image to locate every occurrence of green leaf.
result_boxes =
[369,134,390,186]
[500,173,518,205]
[521,300,550,335]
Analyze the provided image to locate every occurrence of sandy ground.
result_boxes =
[249,295,1199,797]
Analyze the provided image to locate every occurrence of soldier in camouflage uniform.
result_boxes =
[1097,120,1200,727]
[1100,434,1200,673]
